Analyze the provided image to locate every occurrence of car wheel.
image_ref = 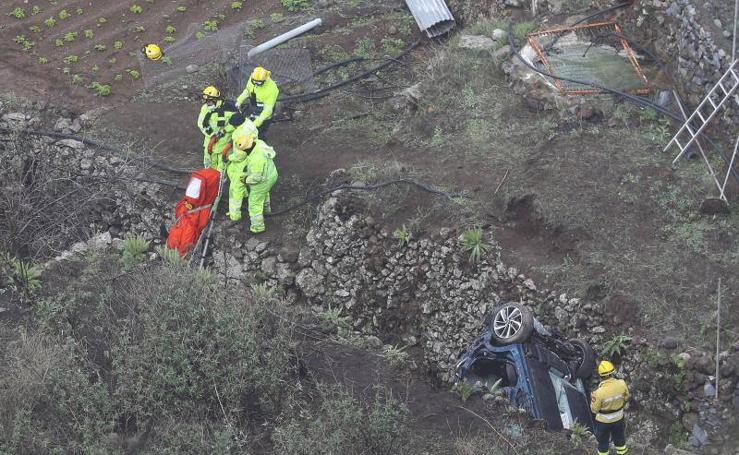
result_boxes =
[488,302,534,344]
[569,339,595,379]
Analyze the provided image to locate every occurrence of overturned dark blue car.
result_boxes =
[455,302,596,431]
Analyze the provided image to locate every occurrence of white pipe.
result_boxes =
[247,18,322,59]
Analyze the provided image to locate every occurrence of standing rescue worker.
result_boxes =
[197,86,239,170]
[591,361,630,455]
[235,67,279,139]
[226,132,278,233]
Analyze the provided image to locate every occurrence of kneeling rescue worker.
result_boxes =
[591,360,630,455]
[235,66,279,139]
[226,132,278,233]
[198,86,239,170]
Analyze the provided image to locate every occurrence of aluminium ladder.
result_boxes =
[665,59,739,163]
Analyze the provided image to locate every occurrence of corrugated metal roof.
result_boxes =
[404,0,455,38]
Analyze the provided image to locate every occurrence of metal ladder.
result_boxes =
[665,59,739,163]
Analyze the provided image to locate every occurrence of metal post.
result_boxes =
[715,278,721,403]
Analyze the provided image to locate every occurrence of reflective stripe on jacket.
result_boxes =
[591,378,630,423]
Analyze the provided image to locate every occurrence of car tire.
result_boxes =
[488,302,534,345]
[570,339,596,379]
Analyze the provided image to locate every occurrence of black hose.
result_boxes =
[278,41,422,103]
[266,177,467,217]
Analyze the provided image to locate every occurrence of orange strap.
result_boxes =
[207,135,218,154]
[221,142,233,160]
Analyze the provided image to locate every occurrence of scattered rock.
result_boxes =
[458,35,496,51]
[185,64,200,74]
[703,381,716,398]
[56,138,85,149]
[2,112,26,123]
[54,117,72,132]
[492,29,507,41]
[387,25,397,35]
[689,423,708,447]
[660,336,680,350]
[492,45,511,60]
[365,335,383,349]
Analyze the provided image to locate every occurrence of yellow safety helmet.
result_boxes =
[202,86,221,101]
[251,66,270,83]
[597,360,616,377]
[142,44,162,61]
[234,132,255,151]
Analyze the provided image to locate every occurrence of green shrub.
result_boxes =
[281,0,311,11]
[0,252,41,296]
[63,54,79,64]
[8,7,26,19]
[600,334,632,359]
[512,21,537,40]
[203,19,218,32]
[381,37,405,55]
[569,421,591,448]
[231,1,243,10]
[166,25,176,34]
[130,4,143,14]
[83,29,93,38]
[270,12,284,23]
[113,40,123,49]
[460,228,491,262]
[273,384,409,455]
[58,9,70,19]
[31,6,42,16]
[29,25,41,33]
[121,234,149,269]
[93,43,107,51]
[393,225,411,247]
[37,56,49,64]
[63,31,77,42]
[176,6,187,12]
[44,17,56,27]
[126,69,141,80]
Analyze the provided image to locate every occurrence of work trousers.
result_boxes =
[594,419,627,455]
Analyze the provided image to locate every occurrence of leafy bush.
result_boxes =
[83,28,94,38]
[43,17,56,27]
[512,21,537,40]
[203,20,219,32]
[130,5,143,14]
[231,1,243,10]
[121,234,149,269]
[273,384,409,455]
[64,31,78,42]
[600,334,632,359]
[58,9,70,20]
[460,228,491,262]
[393,225,411,247]
[113,40,123,49]
[270,12,284,23]
[569,421,591,448]
[8,7,26,19]
[0,252,41,297]
[31,6,42,16]
[381,37,405,55]
[282,0,311,11]
[9,256,296,452]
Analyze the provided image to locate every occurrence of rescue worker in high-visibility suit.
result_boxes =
[197,86,239,170]
[226,131,278,233]
[235,66,279,139]
[591,361,630,455]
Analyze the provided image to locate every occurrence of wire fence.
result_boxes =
[528,22,650,95]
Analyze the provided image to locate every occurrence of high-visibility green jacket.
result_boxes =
[197,100,238,140]
[590,378,630,423]
[235,78,279,128]
[228,140,277,185]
